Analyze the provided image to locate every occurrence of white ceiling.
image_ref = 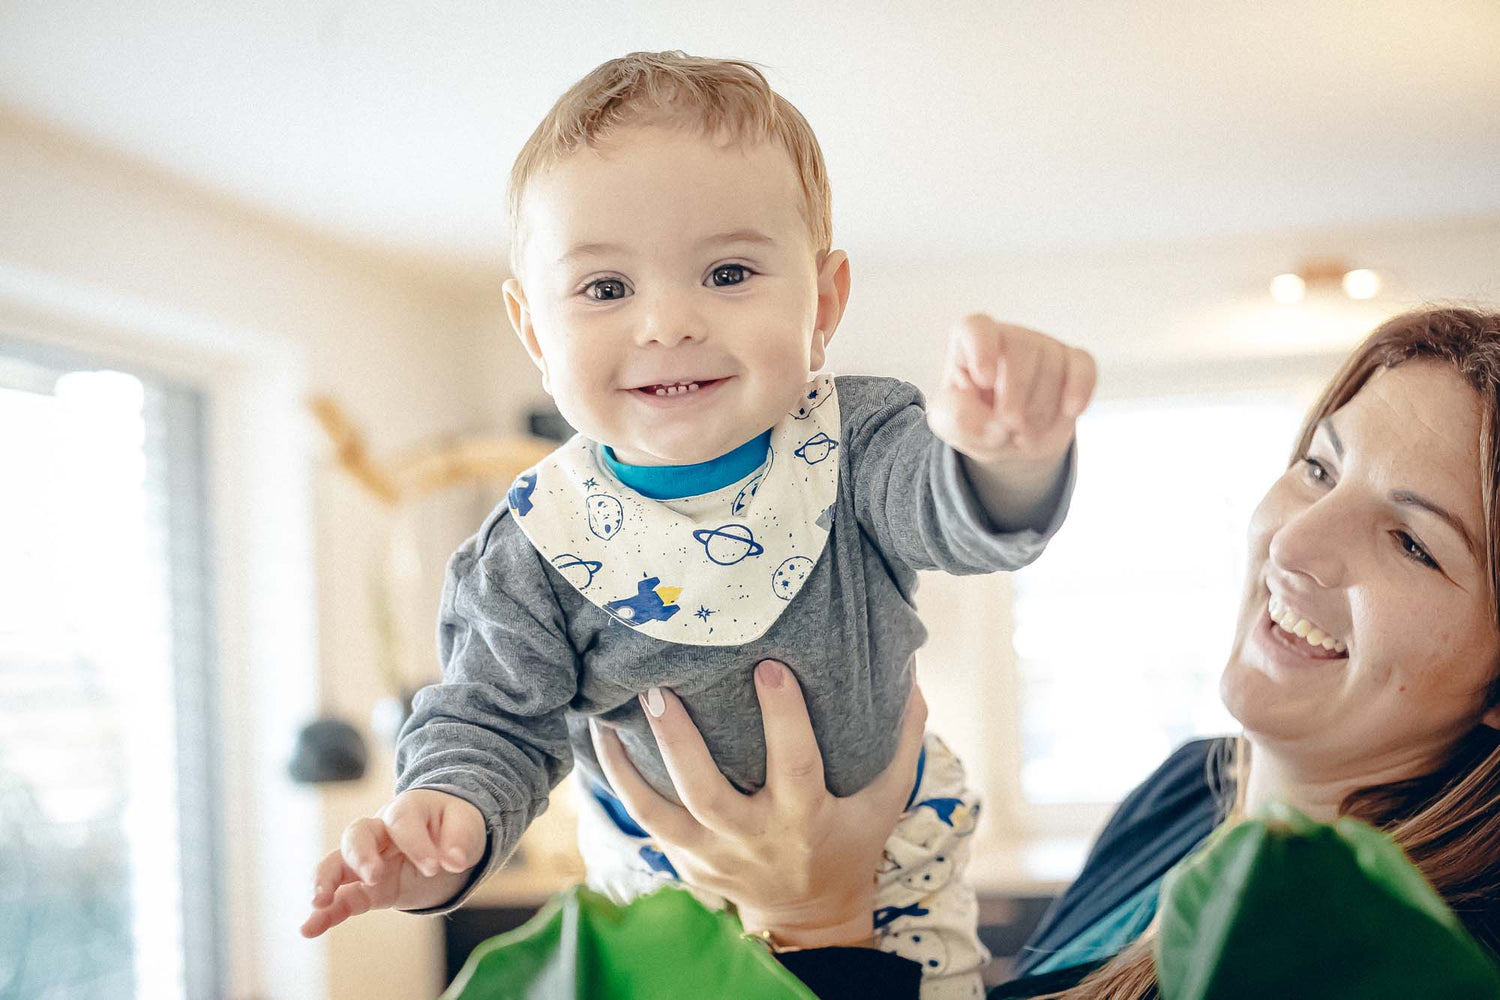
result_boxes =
[3,1,1499,287]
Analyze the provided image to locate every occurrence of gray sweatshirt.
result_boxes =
[394,376,1075,909]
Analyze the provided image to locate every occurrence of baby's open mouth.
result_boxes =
[632,378,725,397]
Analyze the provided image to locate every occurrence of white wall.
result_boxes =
[0,109,546,1000]
[831,217,1500,394]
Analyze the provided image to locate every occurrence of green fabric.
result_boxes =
[441,885,819,1000]
[1156,804,1500,1000]
[1030,875,1164,975]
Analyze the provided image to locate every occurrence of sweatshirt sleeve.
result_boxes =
[842,376,1076,576]
[393,507,579,913]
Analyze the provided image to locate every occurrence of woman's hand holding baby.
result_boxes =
[300,788,486,938]
[590,661,928,950]
[928,315,1097,530]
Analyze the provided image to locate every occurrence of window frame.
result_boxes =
[0,335,224,999]
[0,262,326,1000]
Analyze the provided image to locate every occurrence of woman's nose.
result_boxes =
[1267,494,1349,590]
[636,293,702,348]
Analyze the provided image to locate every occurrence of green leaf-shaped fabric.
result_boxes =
[1156,806,1500,1000]
[441,885,819,1000]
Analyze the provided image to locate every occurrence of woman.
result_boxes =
[592,307,1500,998]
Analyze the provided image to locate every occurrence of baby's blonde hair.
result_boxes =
[507,50,832,273]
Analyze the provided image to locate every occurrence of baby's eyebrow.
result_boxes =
[556,241,625,265]
[556,230,777,266]
[697,229,777,249]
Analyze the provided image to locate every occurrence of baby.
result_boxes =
[303,52,1094,998]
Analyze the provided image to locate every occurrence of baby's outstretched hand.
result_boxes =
[300,789,486,938]
[928,314,1096,467]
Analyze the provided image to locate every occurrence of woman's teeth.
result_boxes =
[1267,595,1347,653]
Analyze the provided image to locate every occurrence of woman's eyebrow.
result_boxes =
[1391,489,1478,558]
[1317,417,1344,458]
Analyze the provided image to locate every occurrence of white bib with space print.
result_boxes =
[505,374,841,646]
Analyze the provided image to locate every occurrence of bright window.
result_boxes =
[0,343,219,999]
[1011,388,1313,807]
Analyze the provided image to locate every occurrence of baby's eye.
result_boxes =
[584,278,629,301]
[708,265,751,287]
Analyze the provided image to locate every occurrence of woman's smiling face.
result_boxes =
[1222,359,1500,777]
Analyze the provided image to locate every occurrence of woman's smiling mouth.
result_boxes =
[1264,594,1349,659]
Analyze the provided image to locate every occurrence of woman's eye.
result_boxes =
[708,265,751,287]
[1300,457,1333,485]
[1394,531,1440,570]
[584,278,629,301]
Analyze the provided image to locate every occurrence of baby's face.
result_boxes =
[506,125,847,466]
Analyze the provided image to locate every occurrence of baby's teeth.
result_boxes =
[1292,619,1311,638]
[1306,628,1325,645]
[1278,610,1298,630]
[652,382,700,396]
[1320,636,1337,650]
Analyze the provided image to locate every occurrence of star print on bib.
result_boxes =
[508,374,841,645]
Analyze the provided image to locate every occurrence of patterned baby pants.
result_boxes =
[576,732,989,1000]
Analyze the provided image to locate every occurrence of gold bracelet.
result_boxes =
[743,928,806,955]
[743,928,881,954]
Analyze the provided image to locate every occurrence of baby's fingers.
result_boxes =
[384,799,443,878]
[341,816,392,885]
[300,879,377,939]
[1060,347,1097,419]
[311,848,358,909]
[433,798,487,874]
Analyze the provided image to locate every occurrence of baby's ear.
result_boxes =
[811,250,851,370]
[502,278,551,393]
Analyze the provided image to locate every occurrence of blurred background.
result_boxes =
[2,2,1498,997]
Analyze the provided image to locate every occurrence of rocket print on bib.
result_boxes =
[507,374,841,646]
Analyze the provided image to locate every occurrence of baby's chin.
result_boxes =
[609,440,741,467]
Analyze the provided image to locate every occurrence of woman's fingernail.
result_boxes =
[447,847,467,865]
[756,660,785,688]
[642,686,665,717]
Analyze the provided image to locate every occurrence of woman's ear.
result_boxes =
[503,277,551,394]
[809,249,851,371]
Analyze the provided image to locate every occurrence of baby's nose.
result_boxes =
[637,295,703,347]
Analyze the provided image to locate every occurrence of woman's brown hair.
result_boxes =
[1043,307,1500,999]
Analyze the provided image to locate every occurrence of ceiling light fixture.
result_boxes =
[1269,258,1381,304]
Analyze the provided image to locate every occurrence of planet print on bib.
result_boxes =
[772,555,815,601]
[692,523,765,565]
[795,432,838,465]
[587,494,624,540]
[551,553,603,590]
